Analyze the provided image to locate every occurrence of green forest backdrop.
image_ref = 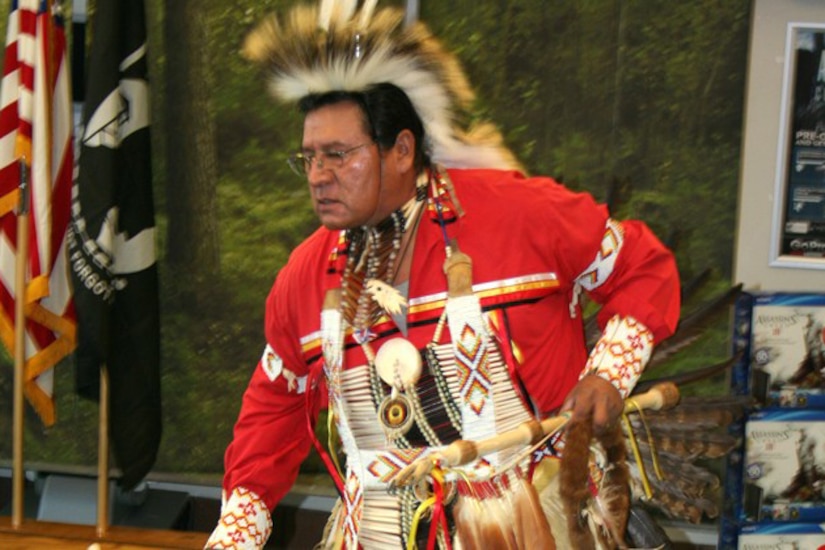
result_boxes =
[0,0,751,490]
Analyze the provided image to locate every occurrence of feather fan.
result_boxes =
[578,277,748,542]
[625,394,748,460]
[620,391,748,526]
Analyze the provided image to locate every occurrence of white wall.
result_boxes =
[735,0,825,291]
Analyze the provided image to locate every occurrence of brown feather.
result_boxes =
[625,426,740,460]
[626,451,724,523]
[454,478,554,549]
[635,394,750,425]
[454,495,519,549]
[630,485,708,524]
[512,478,557,550]
[637,449,721,490]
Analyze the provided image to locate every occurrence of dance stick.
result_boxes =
[392,381,680,487]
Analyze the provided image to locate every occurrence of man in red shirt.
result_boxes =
[206,3,679,549]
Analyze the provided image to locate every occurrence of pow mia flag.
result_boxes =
[68,0,161,490]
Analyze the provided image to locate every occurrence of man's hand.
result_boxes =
[560,374,623,435]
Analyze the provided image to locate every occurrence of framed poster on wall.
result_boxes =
[772,23,825,269]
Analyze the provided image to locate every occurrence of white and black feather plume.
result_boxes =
[242,0,522,171]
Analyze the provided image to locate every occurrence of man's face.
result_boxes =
[301,101,404,230]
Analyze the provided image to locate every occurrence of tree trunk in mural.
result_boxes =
[164,0,219,289]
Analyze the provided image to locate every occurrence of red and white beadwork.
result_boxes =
[576,219,624,291]
[205,486,272,549]
[582,315,654,398]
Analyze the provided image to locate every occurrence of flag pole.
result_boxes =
[70,0,107,534]
[96,364,110,537]
[12,158,30,529]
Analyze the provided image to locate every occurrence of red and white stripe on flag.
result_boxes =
[0,0,75,426]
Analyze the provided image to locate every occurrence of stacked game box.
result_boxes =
[725,292,825,549]
[747,294,825,408]
[743,409,825,523]
[738,523,825,549]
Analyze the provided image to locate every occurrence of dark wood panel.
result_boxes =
[0,517,208,549]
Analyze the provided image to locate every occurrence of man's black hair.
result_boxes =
[297,82,430,171]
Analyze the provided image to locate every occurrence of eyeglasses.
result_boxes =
[287,142,373,177]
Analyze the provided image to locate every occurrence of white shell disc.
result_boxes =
[374,338,422,388]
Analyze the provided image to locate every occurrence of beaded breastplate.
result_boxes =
[319,169,536,549]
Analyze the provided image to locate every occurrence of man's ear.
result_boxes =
[394,129,416,172]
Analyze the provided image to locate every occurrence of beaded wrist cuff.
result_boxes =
[582,315,654,399]
[205,486,273,550]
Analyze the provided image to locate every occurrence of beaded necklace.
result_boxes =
[332,169,469,443]
[339,193,423,341]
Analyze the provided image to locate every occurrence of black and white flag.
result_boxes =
[68,0,161,490]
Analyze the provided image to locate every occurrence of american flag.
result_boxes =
[0,0,75,426]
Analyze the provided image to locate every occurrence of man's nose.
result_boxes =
[307,160,330,186]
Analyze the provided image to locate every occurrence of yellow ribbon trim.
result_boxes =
[406,467,446,550]
[621,412,651,499]
[633,402,664,480]
[407,495,436,550]
[622,399,664,501]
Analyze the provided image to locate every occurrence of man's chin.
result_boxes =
[320,221,345,230]
[318,215,353,231]
[316,206,367,230]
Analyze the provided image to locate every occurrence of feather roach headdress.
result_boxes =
[242,0,521,170]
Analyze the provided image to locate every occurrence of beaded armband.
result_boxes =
[205,486,273,550]
[581,315,654,399]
